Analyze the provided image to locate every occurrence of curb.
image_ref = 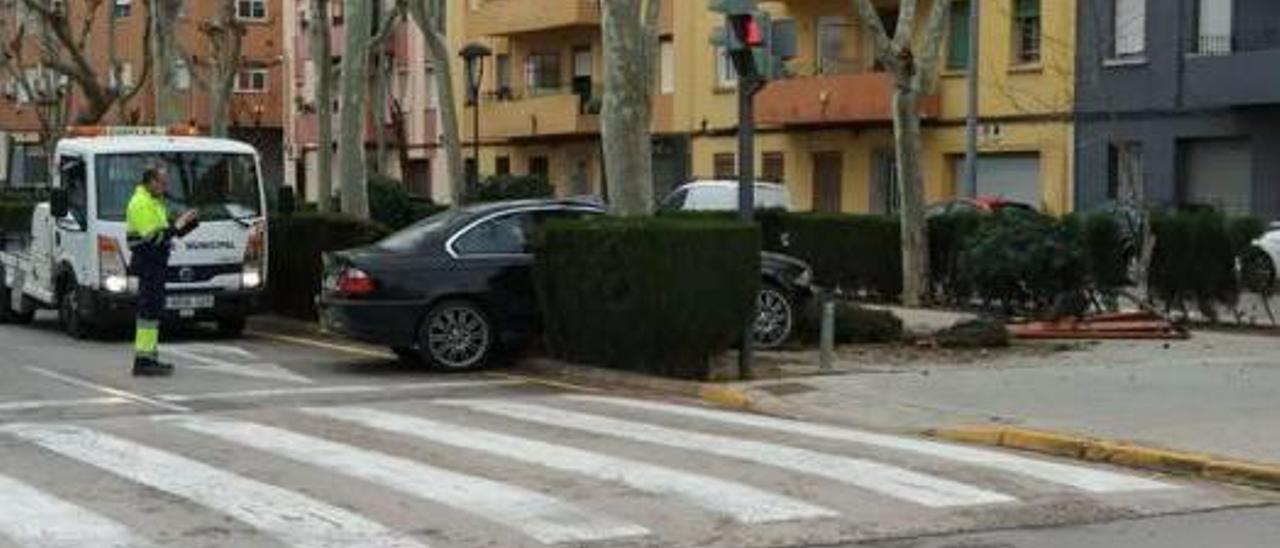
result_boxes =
[517,358,767,410]
[931,425,1280,491]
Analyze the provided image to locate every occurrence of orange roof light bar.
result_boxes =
[66,125,202,138]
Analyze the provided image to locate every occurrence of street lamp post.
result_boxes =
[460,43,492,200]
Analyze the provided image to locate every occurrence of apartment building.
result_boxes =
[0,0,287,189]
[1076,0,1280,218]
[451,0,1074,214]
[282,0,448,204]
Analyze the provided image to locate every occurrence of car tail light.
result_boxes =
[242,221,266,289]
[335,267,376,296]
[98,235,129,293]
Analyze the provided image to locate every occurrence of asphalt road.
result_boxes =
[0,314,1276,548]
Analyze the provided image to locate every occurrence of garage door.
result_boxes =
[952,154,1042,208]
[1182,138,1252,215]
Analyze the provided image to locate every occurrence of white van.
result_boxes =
[659,180,792,212]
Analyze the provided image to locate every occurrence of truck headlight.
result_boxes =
[242,269,263,289]
[104,275,128,293]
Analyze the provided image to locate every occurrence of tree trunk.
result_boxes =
[409,4,465,204]
[150,0,183,125]
[600,0,654,215]
[372,51,388,176]
[312,0,335,211]
[892,83,929,307]
[337,0,373,218]
[207,0,242,138]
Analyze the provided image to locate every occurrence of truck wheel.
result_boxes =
[59,287,93,340]
[0,282,12,324]
[216,315,247,338]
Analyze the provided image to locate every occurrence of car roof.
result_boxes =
[57,136,259,156]
[679,180,787,190]
[454,197,605,217]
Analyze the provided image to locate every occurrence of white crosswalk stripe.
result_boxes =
[162,415,651,544]
[0,472,156,548]
[303,405,840,524]
[0,423,427,548]
[438,399,1018,508]
[565,395,1176,493]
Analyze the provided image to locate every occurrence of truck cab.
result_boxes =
[0,127,268,337]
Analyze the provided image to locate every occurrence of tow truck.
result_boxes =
[0,126,268,338]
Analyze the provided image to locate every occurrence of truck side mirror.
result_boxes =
[50,189,69,218]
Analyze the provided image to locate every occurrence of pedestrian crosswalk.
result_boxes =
[0,393,1216,548]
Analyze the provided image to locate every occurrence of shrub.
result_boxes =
[535,217,759,379]
[0,197,35,234]
[958,209,1086,314]
[1226,215,1266,258]
[468,174,554,203]
[1148,211,1240,319]
[773,214,901,299]
[928,211,983,304]
[796,300,904,344]
[1079,212,1132,296]
[368,175,445,230]
[267,212,390,319]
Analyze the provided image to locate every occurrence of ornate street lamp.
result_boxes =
[459,42,493,198]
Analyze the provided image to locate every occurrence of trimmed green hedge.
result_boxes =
[267,212,390,319]
[1148,211,1263,318]
[467,174,554,203]
[0,198,34,234]
[535,217,760,379]
[771,214,902,299]
[796,300,903,344]
[368,176,446,230]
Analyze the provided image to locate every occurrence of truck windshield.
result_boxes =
[95,153,262,222]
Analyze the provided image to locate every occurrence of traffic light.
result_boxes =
[708,0,796,83]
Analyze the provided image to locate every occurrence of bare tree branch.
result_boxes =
[893,0,919,51]
[850,0,898,70]
[914,0,951,94]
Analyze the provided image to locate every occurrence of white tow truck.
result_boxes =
[0,126,268,338]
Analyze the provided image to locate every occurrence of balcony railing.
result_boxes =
[474,88,599,139]
[467,0,602,37]
[755,65,939,126]
[1192,29,1280,56]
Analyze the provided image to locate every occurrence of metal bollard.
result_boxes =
[819,294,835,370]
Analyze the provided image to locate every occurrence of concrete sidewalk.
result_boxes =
[736,330,1280,467]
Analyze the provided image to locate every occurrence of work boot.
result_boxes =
[132,357,174,377]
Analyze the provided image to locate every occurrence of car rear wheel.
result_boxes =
[416,300,494,371]
[754,285,794,350]
[1241,247,1277,293]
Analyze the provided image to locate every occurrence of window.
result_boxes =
[659,188,689,212]
[529,156,549,180]
[713,153,736,179]
[496,156,511,175]
[817,16,854,74]
[1108,142,1144,201]
[1113,0,1146,58]
[715,47,737,89]
[762,152,785,183]
[525,52,561,92]
[235,69,269,93]
[453,212,534,256]
[947,0,971,70]
[1013,0,1041,64]
[108,62,134,92]
[659,38,675,94]
[60,155,87,225]
[113,0,131,17]
[173,58,191,91]
[495,54,512,97]
[94,153,261,221]
[11,143,49,187]
[332,0,344,25]
[237,0,266,21]
[1196,0,1233,55]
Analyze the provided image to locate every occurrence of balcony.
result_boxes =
[466,0,601,37]
[475,89,599,139]
[755,70,940,126]
[1184,31,1280,107]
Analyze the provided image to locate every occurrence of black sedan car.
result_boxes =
[318,198,814,370]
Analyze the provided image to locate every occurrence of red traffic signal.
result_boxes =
[729,14,764,48]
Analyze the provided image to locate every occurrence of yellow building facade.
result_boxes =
[451,0,1076,214]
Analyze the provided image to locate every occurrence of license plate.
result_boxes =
[165,294,215,311]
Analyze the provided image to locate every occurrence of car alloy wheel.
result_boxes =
[1241,248,1277,294]
[422,301,493,370]
[754,286,794,350]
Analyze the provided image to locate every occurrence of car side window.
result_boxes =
[454,212,534,256]
[659,189,688,212]
[60,155,88,225]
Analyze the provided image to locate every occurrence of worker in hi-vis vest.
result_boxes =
[126,167,198,376]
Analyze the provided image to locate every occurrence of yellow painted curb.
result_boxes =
[931,425,1280,491]
[698,385,754,410]
[1204,460,1280,489]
